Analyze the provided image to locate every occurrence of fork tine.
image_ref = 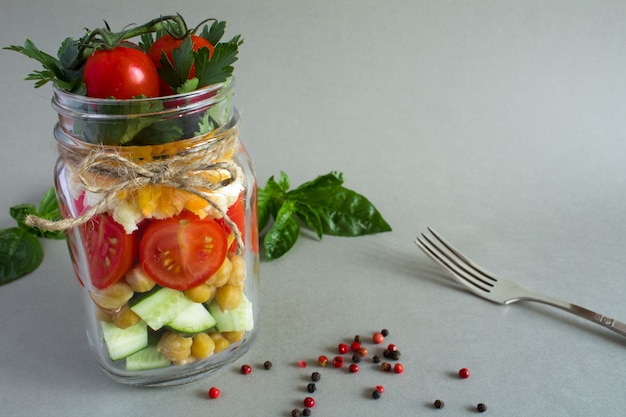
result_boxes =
[416,229,497,293]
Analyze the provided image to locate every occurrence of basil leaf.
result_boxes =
[263,200,300,260]
[293,201,323,240]
[294,185,392,236]
[293,171,344,192]
[0,227,44,285]
[10,188,65,240]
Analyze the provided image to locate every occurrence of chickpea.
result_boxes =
[111,304,141,329]
[157,332,193,362]
[215,284,243,312]
[191,333,216,359]
[227,255,246,287]
[184,284,213,304]
[89,282,134,310]
[125,266,155,293]
[222,331,244,343]
[209,332,230,353]
[205,257,232,287]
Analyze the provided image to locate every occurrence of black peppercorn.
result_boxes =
[372,390,382,399]
[311,371,321,382]
[302,408,311,416]
[291,409,301,417]
[307,383,316,393]
[477,403,487,412]
[263,360,273,370]
[433,399,444,409]
[372,354,381,363]
[381,328,389,337]
[354,334,363,343]
[352,354,361,363]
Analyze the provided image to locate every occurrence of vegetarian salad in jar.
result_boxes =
[6,14,259,385]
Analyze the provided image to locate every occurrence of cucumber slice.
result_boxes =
[101,321,148,361]
[166,302,217,335]
[126,346,171,371]
[207,295,254,332]
[130,288,194,331]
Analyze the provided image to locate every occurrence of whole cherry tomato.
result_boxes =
[148,34,215,95]
[82,45,160,99]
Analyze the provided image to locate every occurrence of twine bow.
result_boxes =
[25,130,244,254]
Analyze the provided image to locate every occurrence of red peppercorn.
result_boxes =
[375,385,385,393]
[349,363,359,373]
[458,367,470,379]
[207,387,220,399]
[393,363,404,373]
[387,343,397,352]
[357,347,368,357]
[241,364,252,374]
[372,332,384,344]
[338,343,349,354]
[350,341,361,352]
[332,356,344,368]
[303,397,315,408]
[380,362,392,372]
[318,355,328,367]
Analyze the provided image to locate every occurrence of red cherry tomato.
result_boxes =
[82,46,160,99]
[147,34,215,95]
[82,213,138,289]
[139,211,227,290]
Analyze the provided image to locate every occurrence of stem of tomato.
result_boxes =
[69,14,189,70]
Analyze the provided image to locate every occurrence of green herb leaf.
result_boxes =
[10,187,65,239]
[259,171,392,260]
[199,20,227,46]
[263,200,301,261]
[0,227,44,285]
[194,35,243,88]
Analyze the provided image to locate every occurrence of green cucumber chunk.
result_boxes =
[207,295,254,332]
[130,287,195,331]
[166,302,217,335]
[101,320,148,361]
[126,346,171,371]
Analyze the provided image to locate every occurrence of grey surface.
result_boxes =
[1,1,625,416]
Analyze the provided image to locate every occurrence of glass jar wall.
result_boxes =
[51,80,259,386]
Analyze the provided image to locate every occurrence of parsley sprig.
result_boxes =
[258,171,392,260]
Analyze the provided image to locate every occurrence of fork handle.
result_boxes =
[525,293,626,337]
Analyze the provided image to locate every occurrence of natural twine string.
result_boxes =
[25,128,244,254]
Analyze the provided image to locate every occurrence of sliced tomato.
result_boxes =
[82,213,138,289]
[216,192,259,254]
[139,211,227,290]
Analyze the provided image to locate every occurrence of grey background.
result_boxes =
[1,1,625,416]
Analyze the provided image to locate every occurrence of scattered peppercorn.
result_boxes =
[298,360,307,368]
[372,389,382,399]
[354,335,363,343]
[263,360,273,370]
[380,362,392,372]
[303,397,315,408]
[311,372,321,382]
[433,399,444,409]
[338,343,349,354]
[393,363,404,373]
[372,332,384,344]
[477,403,487,412]
[241,364,252,375]
[291,409,301,417]
[350,341,361,352]
[317,355,328,367]
[458,368,470,379]
[349,363,359,373]
[381,329,389,337]
[372,354,381,363]
[207,387,220,399]
[332,356,344,368]
[357,347,368,357]
[302,408,311,416]
[307,383,316,393]
[375,385,384,393]
[352,354,361,363]
[387,343,397,352]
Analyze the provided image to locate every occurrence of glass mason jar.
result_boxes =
[50,79,259,386]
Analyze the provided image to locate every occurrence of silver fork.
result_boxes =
[415,227,626,338]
